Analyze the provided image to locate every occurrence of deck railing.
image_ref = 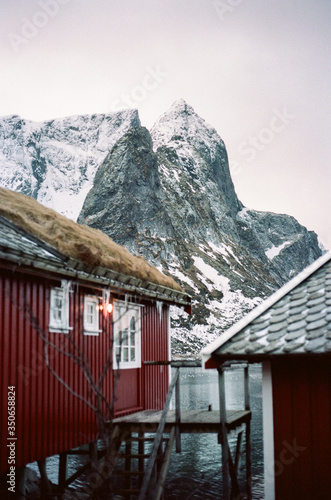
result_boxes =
[138,360,202,498]
[139,359,251,500]
[138,365,181,500]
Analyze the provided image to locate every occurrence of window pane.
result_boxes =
[87,304,93,324]
[115,347,121,361]
[122,328,128,345]
[84,297,99,334]
[54,294,62,320]
[55,296,62,308]
[51,290,65,326]
[113,304,140,367]
[130,316,136,346]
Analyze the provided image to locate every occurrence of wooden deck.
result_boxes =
[114,409,251,434]
[110,364,253,500]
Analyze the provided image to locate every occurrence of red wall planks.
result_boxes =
[272,357,331,500]
[1,268,171,472]
[141,303,169,411]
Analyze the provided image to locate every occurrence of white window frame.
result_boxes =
[113,301,142,369]
[49,287,69,333]
[84,295,101,336]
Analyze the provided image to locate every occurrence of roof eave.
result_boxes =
[206,350,331,367]
[201,251,331,367]
[0,251,191,308]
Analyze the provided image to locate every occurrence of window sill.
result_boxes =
[84,330,102,336]
[114,362,142,370]
[49,327,70,334]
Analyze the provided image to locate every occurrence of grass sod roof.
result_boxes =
[0,187,182,292]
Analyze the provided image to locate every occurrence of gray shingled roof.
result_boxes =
[0,216,191,307]
[0,216,67,270]
[202,252,331,362]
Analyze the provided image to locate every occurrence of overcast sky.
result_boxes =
[1,0,330,248]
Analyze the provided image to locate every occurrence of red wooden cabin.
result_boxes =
[202,252,331,500]
[0,212,190,482]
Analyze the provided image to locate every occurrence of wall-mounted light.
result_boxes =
[100,289,113,314]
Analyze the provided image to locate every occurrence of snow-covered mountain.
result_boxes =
[78,101,322,353]
[0,110,140,220]
[0,101,322,354]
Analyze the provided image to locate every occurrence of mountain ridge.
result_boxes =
[77,102,322,352]
[0,101,323,353]
[0,109,140,220]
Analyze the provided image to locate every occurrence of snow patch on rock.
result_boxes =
[266,241,291,259]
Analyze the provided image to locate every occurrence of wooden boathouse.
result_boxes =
[202,252,331,500]
[0,188,191,497]
[0,188,255,499]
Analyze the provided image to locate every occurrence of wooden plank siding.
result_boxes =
[1,266,171,473]
[272,358,331,500]
[0,270,110,472]
[141,303,169,411]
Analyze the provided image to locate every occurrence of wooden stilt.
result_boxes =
[228,443,241,498]
[58,452,67,495]
[244,365,252,499]
[138,431,145,487]
[89,441,97,464]
[246,420,252,499]
[235,430,243,474]
[155,427,175,500]
[16,465,26,500]
[244,366,250,412]
[125,432,132,491]
[218,366,230,500]
[175,368,181,453]
[37,459,52,494]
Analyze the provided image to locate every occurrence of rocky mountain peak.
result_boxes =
[151,99,224,151]
[0,103,323,355]
[151,100,241,222]
[165,98,196,116]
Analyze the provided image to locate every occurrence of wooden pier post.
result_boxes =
[218,366,230,500]
[175,368,181,453]
[58,452,67,495]
[244,365,252,499]
[125,432,132,490]
[138,431,145,487]
[16,465,26,500]
[37,459,52,495]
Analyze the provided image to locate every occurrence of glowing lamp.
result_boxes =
[106,303,113,314]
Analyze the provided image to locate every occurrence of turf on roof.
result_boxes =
[0,187,182,292]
